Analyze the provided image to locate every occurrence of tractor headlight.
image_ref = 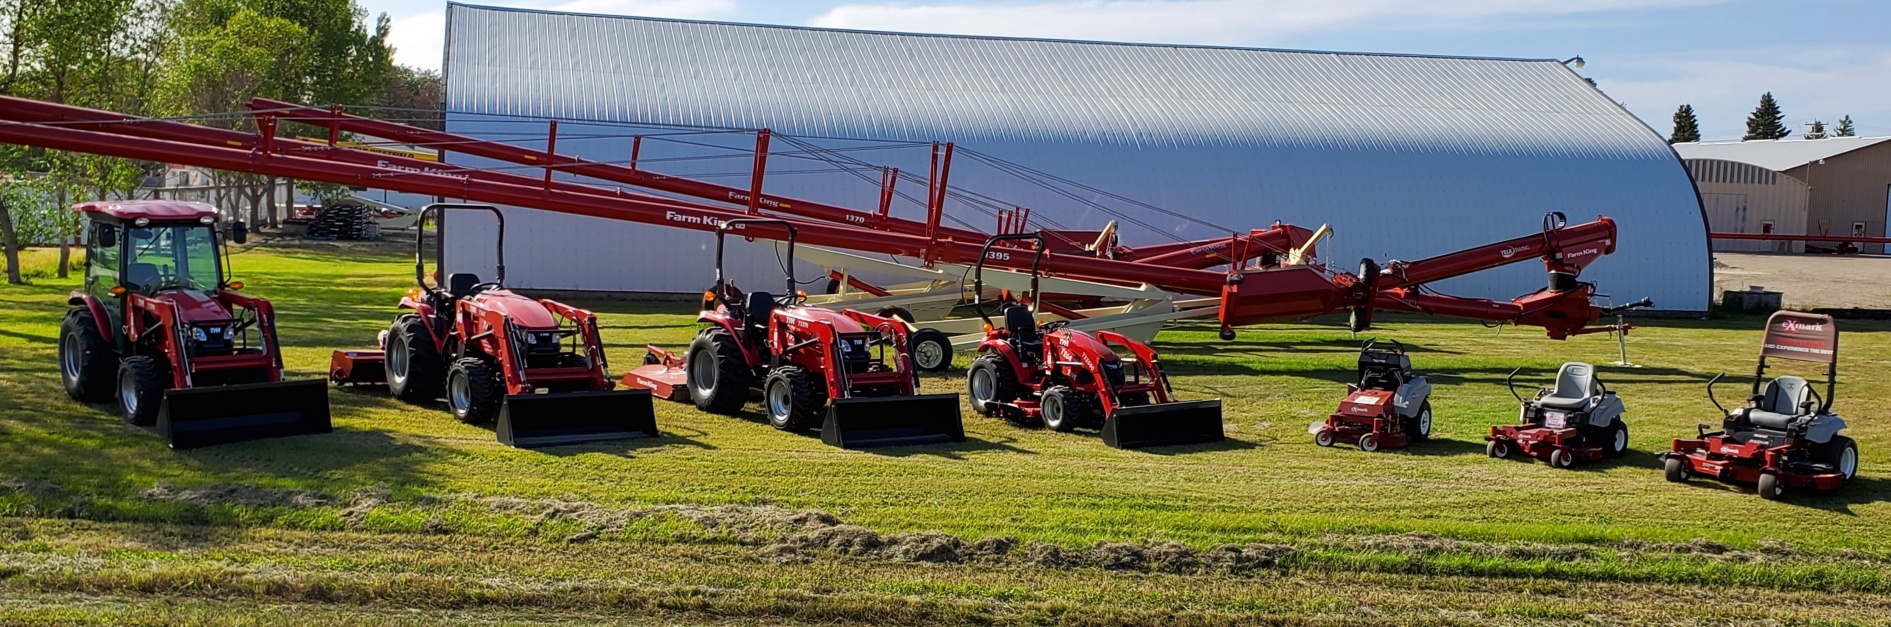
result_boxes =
[191,327,208,342]
[526,333,538,345]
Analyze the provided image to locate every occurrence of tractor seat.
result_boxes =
[1003,305,1042,359]
[126,262,160,290]
[744,290,776,330]
[1538,362,1598,410]
[446,272,482,298]
[1748,376,1812,430]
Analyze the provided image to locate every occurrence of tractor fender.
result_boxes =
[975,339,1037,386]
[67,291,113,338]
[1395,376,1432,417]
[395,296,449,352]
[697,312,762,368]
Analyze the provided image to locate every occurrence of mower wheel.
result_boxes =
[763,366,825,431]
[59,307,116,402]
[909,328,954,373]
[1550,448,1574,469]
[1605,419,1629,458]
[1358,433,1381,453]
[1756,473,1783,500]
[687,330,752,415]
[1314,428,1335,447]
[446,358,504,424]
[386,314,444,403]
[1406,401,1433,442]
[1041,385,1094,432]
[966,354,1020,417]
[1818,435,1859,481]
[116,356,166,426]
[1486,439,1510,459]
[1663,456,1690,483]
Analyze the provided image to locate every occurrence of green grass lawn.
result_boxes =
[3,241,1891,625]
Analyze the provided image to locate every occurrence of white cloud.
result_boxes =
[388,0,736,70]
[1601,46,1891,141]
[809,0,1723,45]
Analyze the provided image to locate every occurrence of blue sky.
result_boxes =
[365,0,1891,141]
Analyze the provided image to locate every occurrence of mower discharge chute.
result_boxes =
[1660,311,1857,499]
[330,204,658,448]
[622,219,963,449]
[1311,340,1431,452]
[1486,362,1630,468]
[56,201,330,449]
[964,233,1223,449]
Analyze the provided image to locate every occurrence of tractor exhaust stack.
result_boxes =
[820,393,965,449]
[157,380,333,449]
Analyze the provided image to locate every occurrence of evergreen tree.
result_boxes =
[1669,104,1701,143]
[1744,92,1790,140]
[1805,120,1827,139]
[1835,115,1856,137]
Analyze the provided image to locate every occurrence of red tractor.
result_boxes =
[58,201,329,448]
[1312,340,1432,452]
[329,204,657,448]
[623,218,963,449]
[1660,311,1857,500]
[963,233,1223,449]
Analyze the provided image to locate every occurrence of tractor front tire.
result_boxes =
[909,328,954,373]
[446,358,504,424]
[1041,385,1095,432]
[60,308,116,402]
[763,366,825,431]
[1818,435,1859,482]
[1605,419,1629,458]
[117,356,166,426]
[1757,473,1783,500]
[966,354,1020,417]
[1663,456,1690,483]
[386,314,444,403]
[1405,401,1433,442]
[687,330,751,415]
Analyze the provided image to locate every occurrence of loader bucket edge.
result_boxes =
[1102,399,1224,450]
[497,389,659,449]
[157,379,332,449]
[821,393,965,449]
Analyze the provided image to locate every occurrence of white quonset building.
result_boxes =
[438,3,1710,310]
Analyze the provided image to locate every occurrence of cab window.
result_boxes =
[88,224,119,286]
[124,225,221,292]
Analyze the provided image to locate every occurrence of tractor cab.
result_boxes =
[77,202,246,346]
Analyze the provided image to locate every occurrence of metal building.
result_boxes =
[1676,137,1891,253]
[440,3,1710,310]
[1683,159,1809,253]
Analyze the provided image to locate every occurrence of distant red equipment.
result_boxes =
[1312,340,1431,452]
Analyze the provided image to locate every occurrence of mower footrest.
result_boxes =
[821,394,965,449]
[497,389,659,448]
[158,379,333,449]
[1103,399,1224,449]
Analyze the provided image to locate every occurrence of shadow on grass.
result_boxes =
[1389,436,1490,458]
[1138,436,1261,456]
[1662,470,1891,515]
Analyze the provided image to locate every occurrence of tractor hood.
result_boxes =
[1051,329,1121,365]
[469,289,561,329]
[150,289,234,323]
[778,305,873,335]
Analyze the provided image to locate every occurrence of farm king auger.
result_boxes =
[0,95,1644,352]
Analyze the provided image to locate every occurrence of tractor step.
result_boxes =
[157,379,333,449]
[821,393,965,449]
[496,389,660,448]
[1102,399,1224,449]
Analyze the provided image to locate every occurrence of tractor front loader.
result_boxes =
[330,204,658,448]
[57,201,330,449]
[624,219,963,449]
[964,233,1223,449]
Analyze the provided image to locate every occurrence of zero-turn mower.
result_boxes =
[964,233,1223,449]
[623,219,963,449]
[1659,311,1857,500]
[58,201,330,449]
[329,204,658,448]
[1485,362,1629,468]
[1311,340,1431,452]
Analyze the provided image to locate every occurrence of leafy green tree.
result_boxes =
[1744,92,1791,141]
[1669,104,1701,144]
[1835,115,1856,137]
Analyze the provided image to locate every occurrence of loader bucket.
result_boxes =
[495,389,659,449]
[157,379,332,449]
[820,393,965,449]
[1101,399,1224,450]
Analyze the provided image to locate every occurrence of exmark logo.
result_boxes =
[1499,246,1529,259]
[664,211,745,230]
[1780,319,1826,333]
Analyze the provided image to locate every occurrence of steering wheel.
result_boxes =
[468,281,503,295]
[1039,320,1070,332]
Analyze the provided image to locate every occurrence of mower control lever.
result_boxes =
[1504,367,1524,403]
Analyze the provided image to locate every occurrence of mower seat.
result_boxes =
[744,291,776,331]
[1748,376,1811,430]
[1003,305,1042,362]
[126,262,160,291]
[1538,362,1598,410]
[1357,352,1410,390]
[447,272,482,298]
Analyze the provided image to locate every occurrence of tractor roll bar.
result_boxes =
[973,232,1050,329]
[716,218,797,299]
[417,203,506,289]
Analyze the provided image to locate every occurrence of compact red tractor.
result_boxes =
[964,233,1223,449]
[1660,311,1857,500]
[623,218,963,449]
[58,201,329,448]
[1311,340,1431,452]
[1485,362,1630,468]
[330,204,657,448]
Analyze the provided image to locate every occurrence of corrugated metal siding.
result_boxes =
[1687,159,1808,253]
[440,3,1711,309]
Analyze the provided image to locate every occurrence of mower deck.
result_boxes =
[1487,425,1607,467]
[1665,436,1846,492]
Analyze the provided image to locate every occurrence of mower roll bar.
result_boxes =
[715,218,798,302]
[1361,338,1403,355]
[1504,367,1525,403]
[972,232,1050,329]
[416,203,506,289]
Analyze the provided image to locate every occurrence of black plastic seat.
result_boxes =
[126,262,160,290]
[745,291,776,330]
[1003,306,1042,362]
[447,272,481,298]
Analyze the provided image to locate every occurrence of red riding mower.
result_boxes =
[330,204,657,448]
[58,201,330,449]
[1660,311,1857,500]
[963,233,1223,449]
[623,219,963,449]
[1486,362,1630,468]
[1311,340,1431,452]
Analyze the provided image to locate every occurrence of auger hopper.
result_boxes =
[496,389,659,448]
[156,379,331,449]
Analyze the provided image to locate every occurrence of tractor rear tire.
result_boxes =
[60,307,116,402]
[1663,456,1690,483]
[117,356,166,426]
[386,314,444,403]
[447,357,504,424]
[687,330,751,415]
[1757,473,1783,500]
[1405,401,1433,442]
[1818,435,1859,482]
[1605,419,1629,458]
[966,354,1020,417]
[763,366,825,432]
[909,328,953,373]
[1041,385,1095,432]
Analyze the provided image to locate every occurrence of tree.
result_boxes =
[1669,104,1701,144]
[1836,115,1856,137]
[371,64,443,130]
[1744,92,1791,141]
[1805,120,1828,140]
